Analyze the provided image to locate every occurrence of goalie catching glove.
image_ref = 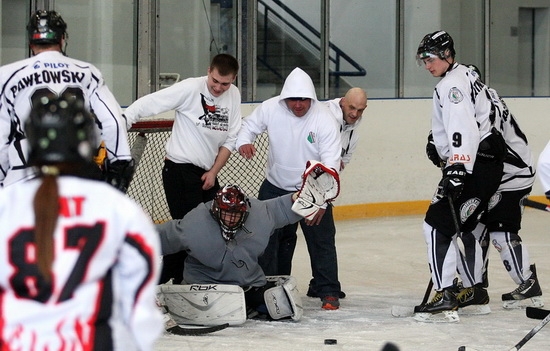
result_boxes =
[291,160,340,219]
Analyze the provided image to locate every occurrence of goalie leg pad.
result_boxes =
[264,276,303,321]
[157,283,247,326]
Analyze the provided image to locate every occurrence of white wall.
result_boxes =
[240,98,550,205]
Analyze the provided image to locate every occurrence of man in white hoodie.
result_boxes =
[237,67,342,310]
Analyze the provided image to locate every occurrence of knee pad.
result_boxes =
[264,275,303,321]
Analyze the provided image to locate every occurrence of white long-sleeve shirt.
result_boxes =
[0,176,162,350]
[0,51,131,186]
[236,68,341,191]
[325,97,362,168]
[124,76,241,170]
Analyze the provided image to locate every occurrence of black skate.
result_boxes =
[457,284,491,315]
[502,264,544,309]
[413,289,459,323]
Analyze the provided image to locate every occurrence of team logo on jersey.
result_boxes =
[197,93,229,131]
[488,192,502,211]
[448,87,463,103]
[459,197,481,223]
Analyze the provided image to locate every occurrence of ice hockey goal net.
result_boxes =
[127,120,269,223]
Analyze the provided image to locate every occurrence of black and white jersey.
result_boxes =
[431,63,496,173]
[0,50,131,186]
[486,87,535,191]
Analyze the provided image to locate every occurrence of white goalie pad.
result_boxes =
[264,276,303,321]
[292,160,340,218]
[157,283,247,326]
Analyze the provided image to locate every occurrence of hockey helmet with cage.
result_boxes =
[416,30,455,64]
[210,185,250,241]
[27,10,67,46]
[25,96,96,166]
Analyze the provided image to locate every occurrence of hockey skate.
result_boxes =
[413,289,459,323]
[457,285,491,315]
[502,264,544,309]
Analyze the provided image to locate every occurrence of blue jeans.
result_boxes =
[257,179,341,297]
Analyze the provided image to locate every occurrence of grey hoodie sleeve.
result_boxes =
[155,220,186,255]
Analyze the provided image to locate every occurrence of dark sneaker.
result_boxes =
[321,296,340,310]
[457,285,491,315]
[307,286,346,299]
[502,264,544,309]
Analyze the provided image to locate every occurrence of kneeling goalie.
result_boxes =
[155,161,339,328]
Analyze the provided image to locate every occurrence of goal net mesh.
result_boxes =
[127,120,269,223]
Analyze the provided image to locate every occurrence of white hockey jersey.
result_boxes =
[485,87,535,191]
[431,63,495,173]
[0,176,162,351]
[0,51,131,187]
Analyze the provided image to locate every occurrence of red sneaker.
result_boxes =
[322,296,340,310]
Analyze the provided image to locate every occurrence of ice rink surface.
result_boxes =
[154,207,550,351]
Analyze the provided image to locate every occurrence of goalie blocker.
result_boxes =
[291,160,340,219]
[157,276,303,326]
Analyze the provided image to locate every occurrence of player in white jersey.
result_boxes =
[427,64,542,310]
[413,31,507,322]
[123,53,241,284]
[0,97,162,350]
[538,141,550,198]
[0,10,133,191]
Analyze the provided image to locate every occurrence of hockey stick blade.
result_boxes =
[526,306,550,320]
[457,347,481,351]
[523,198,550,212]
[166,323,229,336]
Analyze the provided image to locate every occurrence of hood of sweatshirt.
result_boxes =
[278,67,318,110]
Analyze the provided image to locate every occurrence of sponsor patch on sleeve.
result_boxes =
[448,87,463,103]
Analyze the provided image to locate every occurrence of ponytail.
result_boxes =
[33,166,60,281]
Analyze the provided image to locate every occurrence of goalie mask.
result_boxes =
[25,96,96,166]
[210,185,249,241]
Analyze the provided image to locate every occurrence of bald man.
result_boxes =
[305,88,368,300]
[326,87,368,171]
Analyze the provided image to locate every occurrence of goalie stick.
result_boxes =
[458,308,550,351]
[165,323,229,336]
[523,198,550,212]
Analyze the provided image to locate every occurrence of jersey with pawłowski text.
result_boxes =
[0,51,131,187]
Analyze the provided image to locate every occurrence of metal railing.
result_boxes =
[257,0,366,81]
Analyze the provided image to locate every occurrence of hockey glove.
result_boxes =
[103,158,136,193]
[291,160,340,219]
[426,130,442,167]
[436,163,467,200]
[546,190,550,201]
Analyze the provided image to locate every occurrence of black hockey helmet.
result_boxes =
[27,10,67,46]
[210,185,250,241]
[25,96,96,166]
[416,30,455,62]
